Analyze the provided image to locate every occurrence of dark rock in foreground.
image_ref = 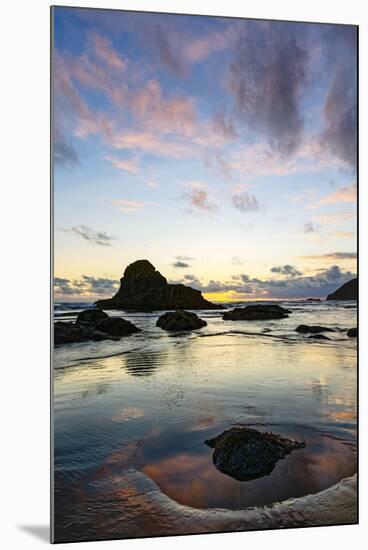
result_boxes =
[347,327,358,338]
[76,309,109,326]
[156,310,207,331]
[205,427,305,481]
[326,278,357,301]
[54,309,140,345]
[307,334,330,340]
[223,304,291,321]
[96,259,221,311]
[296,324,335,334]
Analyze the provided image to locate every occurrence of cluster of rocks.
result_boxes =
[55,265,358,344]
[295,324,357,340]
[205,427,305,481]
[54,309,140,345]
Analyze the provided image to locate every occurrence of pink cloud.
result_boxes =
[182,181,217,213]
[89,32,127,71]
[104,155,138,174]
[54,52,113,139]
[183,26,236,64]
[110,199,157,213]
[316,183,357,206]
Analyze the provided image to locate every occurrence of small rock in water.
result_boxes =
[205,427,305,481]
[223,304,291,321]
[347,327,357,338]
[156,310,207,331]
[296,324,335,334]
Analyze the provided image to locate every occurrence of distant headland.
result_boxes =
[326,278,357,301]
[95,259,223,311]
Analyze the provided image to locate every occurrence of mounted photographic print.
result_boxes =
[51,5,358,544]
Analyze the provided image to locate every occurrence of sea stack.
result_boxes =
[95,259,222,311]
[326,278,358,301]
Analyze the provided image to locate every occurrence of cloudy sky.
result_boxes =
[53,7,357,302]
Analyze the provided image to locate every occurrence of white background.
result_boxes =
[1,0,366,548]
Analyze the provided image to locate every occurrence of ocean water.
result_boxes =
[53,300,357,542]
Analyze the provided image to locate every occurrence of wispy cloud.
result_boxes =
[320,65,357,169]
[171,264,355,300]
[172,260,190,268]
[63,225,116,246]
[88,32,127,71]
[54,131,79,167]
[111,199,157,213]
[271,265,302,277]
[313,212,356,226]
[104,155,139,174]
[232,191,260,212]
[229,21,308,155]
[54,275,119,297]
[303,221,320,234]
[300,252,357,260]
[312,183,357,207]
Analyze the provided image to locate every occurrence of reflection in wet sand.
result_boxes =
[54,439,357,543]
[136,425,356,509]
[54,307,357,542]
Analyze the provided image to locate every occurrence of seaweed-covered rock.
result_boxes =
[296,325,335,334]
[156,310,207,331]
[205,427,305,481]
[95,259,221,311]
[347,327,358,338]
[223,304,291,321]
[326,278,357,301]
[54,309,140,345]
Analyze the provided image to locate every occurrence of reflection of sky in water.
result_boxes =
[53,302,356,539]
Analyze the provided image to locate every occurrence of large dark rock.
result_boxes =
[205,427,305,481]
[326,278,357,301]
[54,309,140,345]
[223,304,291,321]
[156,310,207,331]
[95,259,221,311]
[347,327,358,338]
[76,309,109,326]
[54,322,115,345]
[296,324,335,334]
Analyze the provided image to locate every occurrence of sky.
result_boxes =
[53,7,357,302]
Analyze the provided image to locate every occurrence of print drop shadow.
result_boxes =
[18,524,49,542]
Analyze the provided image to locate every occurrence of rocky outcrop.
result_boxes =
[54,309,140,345]
[95,260,221,311]
[223,304,291,321]
[296,324,335,334]
[326,278,357,301]
[307,334,330,340]
[156,310,207,331]
[347,327,358,338]
[205,427,305,481]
